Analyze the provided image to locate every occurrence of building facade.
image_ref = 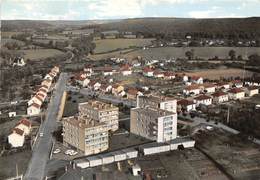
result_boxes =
[130,107,177,143]
[78,101,119,132]
[62,116,109,155]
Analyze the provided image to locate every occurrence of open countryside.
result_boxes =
[20,49,65,61]
[94,38,155,53]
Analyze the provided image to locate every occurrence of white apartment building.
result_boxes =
[78,101,119,132]
[130,107,177,143]
[62,116,109,156]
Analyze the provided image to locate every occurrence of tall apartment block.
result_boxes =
[62,116,109,155]
[78,101,119,132]
[130,107,177,142]
[137,95,177,113]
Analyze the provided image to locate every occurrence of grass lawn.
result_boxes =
[124,47,260,60]
[19,49,64,60]
[94,38,155,53]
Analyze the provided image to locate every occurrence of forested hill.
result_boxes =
[94,17,260,39]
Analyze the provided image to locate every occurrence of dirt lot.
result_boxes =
[123,47,260,60]
[19,49,64,60]
[185,68,255,80]
[94,38,154,53]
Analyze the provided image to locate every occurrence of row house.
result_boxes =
[8,118,32,147]
[245,77,260,86]
[202,83,216,93]
[120,64,132,76]
[177,99,196,112]
[228,88,245,100]
[245,86,259,97]
[217,82,230,90]
[212,91,229,103]
[183,85,201,95]
[143,67,154,77]
[194,95,212,106]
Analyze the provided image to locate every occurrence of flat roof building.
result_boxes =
[130,107,177,143]
[62,116,109,156]
[137,95,177,113]
[78,101,119,132]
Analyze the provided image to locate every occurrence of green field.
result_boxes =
[20,49,64,60]
[124,47,260,60]
[94,38,155,53]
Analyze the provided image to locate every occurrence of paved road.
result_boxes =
[79,88,136,107]
[24,73,68,180]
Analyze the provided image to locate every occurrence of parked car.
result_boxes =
[53,149,61,154]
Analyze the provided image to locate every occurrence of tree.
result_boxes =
[229,50,236,60]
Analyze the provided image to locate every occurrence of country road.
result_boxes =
[24,73,68,180]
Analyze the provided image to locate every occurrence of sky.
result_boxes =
[1,0,260,20]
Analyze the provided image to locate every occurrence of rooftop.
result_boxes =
[62,116,105,129]
[132,107,175,117]
[194,95,212,100]
[79,100,118,111]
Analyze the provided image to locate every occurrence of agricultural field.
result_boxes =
[1,31,21,38]
[123,47,260,60]
[1,38,25,46]
[89,49,134,61]
[19,49,64,61]
[186,68,255,80]
[94,38,155,53]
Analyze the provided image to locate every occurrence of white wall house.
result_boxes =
[28,95,43,106]
[217,82,230,90]
[190,76,203,84]
[183,85,201,95]
[27,103,41,116]
[143,67,154,77]
[203,84,216,93]
[228,88,245,100]
[245,86,259,97]
[212,92,229,103]
[15,119,32,135]
[194,95,212,106]
[177,99,196,112]
[8,128,25,147]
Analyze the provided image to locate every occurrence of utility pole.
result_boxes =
[227,106,230,124]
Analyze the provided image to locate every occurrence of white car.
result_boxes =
[65,149,73,155]
[39,133,44,137]
[53,149,61,154]
[70,151,78,156]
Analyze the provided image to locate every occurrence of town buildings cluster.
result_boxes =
[27,66,60,116]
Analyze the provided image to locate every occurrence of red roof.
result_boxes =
[194,95,212,101]
[228,88,244,94]
[17,118,31,127]
[203,83,216,88]
[127,88,139,95]
[30,103,41,109]
[177,99,195,106]
[212,91,228,97]
[35,95,44,102]
[185,85,200,91]
[12,128,24,136]
[120,64,131,71]
[154,71,164,75]
[143,67,153,73]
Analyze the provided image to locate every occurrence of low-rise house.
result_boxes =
[84,64,93,74]
[120,64,132,76]
[233,80,243,88]
[13,57,26,67]
[27,103,41,116]
[212,91,229,103]
[8,128,25,147]
[88,80,101,91]
[183,85,201,95]
[190,76,203,84]
[228,88,245,100]
[194,95,212,106]
[127,88,143,100]
[177,99,196,112]
[75,76,90,87]
[217,82,230,90]
[143,67,154,77]
[163,72,175,80]
[100,84,112,93]
[15,118,32,135]
[41,79,52,89]
[154,71,164,78]
[245,86,259,97]
[28,95,44,106]
[112,84,124,95]
[103,67,116,76]
[203,84,216,93]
